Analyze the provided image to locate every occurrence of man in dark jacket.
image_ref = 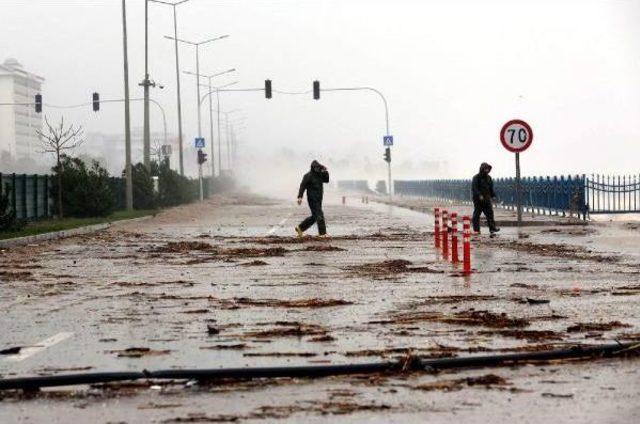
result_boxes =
[296,160,330,237]
[471,162,500,234]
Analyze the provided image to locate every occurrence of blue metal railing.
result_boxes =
[586,174,640,214]
[394,175,588,219]
[337,180,371,192]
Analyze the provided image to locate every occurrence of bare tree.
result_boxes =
[37,116,84,218]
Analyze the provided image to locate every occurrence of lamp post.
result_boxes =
[165,35,229,144]
[150,0,191,176]
[121,0,133,210]
[184,69,236,176]
[219,108,241,172]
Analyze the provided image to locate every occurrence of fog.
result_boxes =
[1,0,639,196]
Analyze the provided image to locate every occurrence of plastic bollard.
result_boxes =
[434,208,441,248]
[441,210,449,259]
[451,212,459,264]
[463,216,471,274]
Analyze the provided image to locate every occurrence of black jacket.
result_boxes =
[298,160,330,200]
[472,162,495,200]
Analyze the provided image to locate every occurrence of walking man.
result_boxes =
[296,160,330,237]
[471,162,500,235]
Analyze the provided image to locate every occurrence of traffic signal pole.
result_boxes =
[322,86,392,199]
[198,153,204,202]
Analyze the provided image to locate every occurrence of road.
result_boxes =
[1,193,639,423]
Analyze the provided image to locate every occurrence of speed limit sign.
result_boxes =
[500,118,533,227]
[500,119,533,153]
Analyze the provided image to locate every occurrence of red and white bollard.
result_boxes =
[434,208,441,248]
[441,210,449,259]
[451,212,459,264]
[463,216,471,274]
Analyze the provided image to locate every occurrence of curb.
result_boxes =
[0,215,154,249]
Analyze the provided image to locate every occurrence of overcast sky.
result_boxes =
[1,0,639,182]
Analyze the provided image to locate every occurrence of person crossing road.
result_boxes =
[296,160,330,237]
[471,162,500,235]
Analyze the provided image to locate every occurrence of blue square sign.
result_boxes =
[383,135,394,146]
[194,137,205,149]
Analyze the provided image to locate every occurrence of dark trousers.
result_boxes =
[299,196,326,235]
[472,198,496,232]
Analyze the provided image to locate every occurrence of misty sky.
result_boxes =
[1,0,639,183]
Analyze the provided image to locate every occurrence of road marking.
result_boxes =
[267,213,293,236]
[3,332,74,363]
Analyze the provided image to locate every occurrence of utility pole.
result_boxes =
[142,0,151,170]
[122,0,133,210]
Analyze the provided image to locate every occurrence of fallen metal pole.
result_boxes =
[0,342,635,391]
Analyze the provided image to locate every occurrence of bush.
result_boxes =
[152,161,198,207]
[130,163,157,210]
[0,184,23,231]
[52,156,116,217]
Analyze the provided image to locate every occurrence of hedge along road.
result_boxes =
[0,193,639,423]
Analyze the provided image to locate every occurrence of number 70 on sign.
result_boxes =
[500,119,533,153]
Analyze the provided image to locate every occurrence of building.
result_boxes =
[0,58,44,162]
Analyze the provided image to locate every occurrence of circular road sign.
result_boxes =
[500,119,533,153]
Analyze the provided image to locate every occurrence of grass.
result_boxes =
[0,209,157,241]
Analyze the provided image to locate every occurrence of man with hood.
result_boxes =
[296,160,330,237]
[471,162,500,234]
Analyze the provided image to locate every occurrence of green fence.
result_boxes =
[0,173,54,220]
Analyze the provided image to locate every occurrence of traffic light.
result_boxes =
[92,92,100,112]
[197,149,208,165]
[384,147,391,163]
[34,94,42,113]
[265,80,272,99]
[313,80,320,100]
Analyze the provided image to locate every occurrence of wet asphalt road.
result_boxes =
[1,193,639,423]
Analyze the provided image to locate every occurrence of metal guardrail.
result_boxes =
[0,173,54,220]
[337,180,371,192]
[394,175,589,219]
[586,174,640,214]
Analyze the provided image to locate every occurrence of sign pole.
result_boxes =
[198,154,204,202]
[387,156,392,200]
[515,152,522,226]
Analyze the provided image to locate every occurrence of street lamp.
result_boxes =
[164,35,229,142]
[184,68,236,176]
[121,0,133,210]
[165,34,229,201]
[150,0,191,176]
[200,83,241,176]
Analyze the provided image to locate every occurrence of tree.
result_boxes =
[37,116,84,218]
[56,156,115,218]
[129,163,157,210]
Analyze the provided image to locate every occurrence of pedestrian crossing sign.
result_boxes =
[383,135,394,146]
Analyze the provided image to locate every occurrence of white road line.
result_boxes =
[266,213,293,236]
[3,332,74,362]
